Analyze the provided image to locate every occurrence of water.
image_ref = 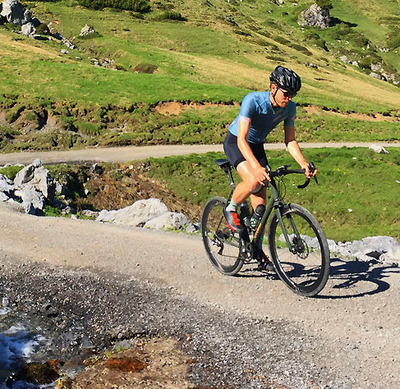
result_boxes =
[0,306,55,389]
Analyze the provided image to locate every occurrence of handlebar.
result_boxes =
[267,162,318,189]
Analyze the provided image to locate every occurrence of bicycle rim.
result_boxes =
[201,197,244,276]
[268,204,330,297]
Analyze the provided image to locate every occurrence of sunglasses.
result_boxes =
[279,88,296,99]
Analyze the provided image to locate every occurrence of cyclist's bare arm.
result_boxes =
[284,125,317,178]
[237,117,270,184]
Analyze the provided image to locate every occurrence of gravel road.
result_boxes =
[1,203,400,388]
[0,142,399,165]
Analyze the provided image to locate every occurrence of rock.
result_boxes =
[96,198,169,227]
[12,159,55,214]
[0,192,9,201]
[298,3,330,29]
[21,21,35,37]
[370,72,385,81]
[0,0,31,25]
[371,63,382,72]
[144,212,192,231]
[14,184,45,215]
[79,24,96,36]
[0,174,14,198]
[369,144,388,154]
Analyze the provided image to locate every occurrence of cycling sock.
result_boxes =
[226,199,238,212]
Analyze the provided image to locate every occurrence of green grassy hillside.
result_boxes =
[0,0,399,151]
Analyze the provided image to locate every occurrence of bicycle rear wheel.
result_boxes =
[201,196,244,275]
[267,203,330,297]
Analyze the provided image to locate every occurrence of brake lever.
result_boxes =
[309,162,319,186]
[297,162,318,189]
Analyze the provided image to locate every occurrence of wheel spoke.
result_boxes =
[201,197,244,275]
[268,205,330,296]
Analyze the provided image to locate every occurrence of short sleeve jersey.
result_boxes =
[228,91,296,144]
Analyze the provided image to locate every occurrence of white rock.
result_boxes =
[369,144,388,154]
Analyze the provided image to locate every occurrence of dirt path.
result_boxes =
[0,142,399,165]
[1,203,400,388]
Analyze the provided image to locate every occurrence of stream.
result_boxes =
[0,300,57,389]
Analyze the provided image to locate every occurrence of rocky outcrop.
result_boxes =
[2,159,56,215]
[0,0,76,47]
[97,198,195,232]
[0,0,31,25]
[298,3,330,29]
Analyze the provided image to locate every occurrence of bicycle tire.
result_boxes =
[267,203,330,297]
[201,196,244,276]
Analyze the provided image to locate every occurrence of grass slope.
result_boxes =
[0,0,399,152]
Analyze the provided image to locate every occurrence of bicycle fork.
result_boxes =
[274,205,306,256]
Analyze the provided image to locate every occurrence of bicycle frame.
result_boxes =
[217,158,313,259]
[223,171,302,258]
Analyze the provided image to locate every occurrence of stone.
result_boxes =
[97,198,169,227]
[298,3,330,29]
[21,21,35,37]
[14,185,45,215]
[0,0,31,25]
[144,212,192,231]
[0,174,13,196]
[79,24,96,36]
[369,144,388,154]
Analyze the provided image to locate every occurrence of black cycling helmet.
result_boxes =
[270,65,301,94]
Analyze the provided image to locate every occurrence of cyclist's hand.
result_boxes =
[302,162,317,179]
[254,166,271,185]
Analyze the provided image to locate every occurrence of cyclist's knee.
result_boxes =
[251,184,264,194]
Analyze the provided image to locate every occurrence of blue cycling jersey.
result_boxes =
[228,91,296,144]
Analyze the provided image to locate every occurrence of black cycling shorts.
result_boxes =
[223,131,268,169]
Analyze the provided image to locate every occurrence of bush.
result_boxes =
[78,0,151,12]
[153,11,187,21]
[133,63,158,73]
[35,23,50,35]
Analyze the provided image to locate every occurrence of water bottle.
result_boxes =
[250,204,265,230]
[240,203,251,228]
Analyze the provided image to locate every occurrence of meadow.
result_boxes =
[0,0,399,240]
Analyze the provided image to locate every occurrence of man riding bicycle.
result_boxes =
[223,65,316,236]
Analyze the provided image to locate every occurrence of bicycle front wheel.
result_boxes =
[268,203,330,297]
[201,196,244,276]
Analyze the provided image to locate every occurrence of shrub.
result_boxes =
[133,63,158,73]
[153,11,187,21]
[78,0,151,12]
[35,23,50,35]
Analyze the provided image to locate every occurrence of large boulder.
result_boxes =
[96,198,196,232]
[21,21,35,37]
[298,3,330,29]
[0,0,31,25]
[13,159,55,215]
[97,198,169,227]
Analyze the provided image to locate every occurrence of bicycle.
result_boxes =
[201,159,330,297]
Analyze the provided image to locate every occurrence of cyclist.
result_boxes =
[223,65,316,236]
